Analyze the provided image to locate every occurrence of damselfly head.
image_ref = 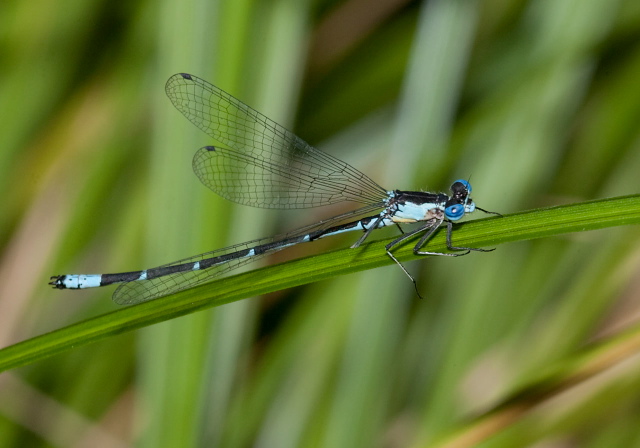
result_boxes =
[450,179,472,198]
[445,179,476,220]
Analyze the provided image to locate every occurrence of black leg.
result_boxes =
[351,215,385,248]
[383,220,455,300]
[383,217,494,300]
[444,220,495,253]
[412,218,469,257]
[385,249,424,300]
[385,221,435,252]
[383,221,443,299]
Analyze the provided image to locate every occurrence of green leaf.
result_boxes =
[1,194,639,373]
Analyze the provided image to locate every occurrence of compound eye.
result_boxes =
[445,204,465,221]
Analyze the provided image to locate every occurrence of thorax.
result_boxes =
[387,190,447,223]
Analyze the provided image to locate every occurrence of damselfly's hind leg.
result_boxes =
[351,215,386,248]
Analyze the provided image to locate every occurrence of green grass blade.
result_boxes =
[1,194,639,373]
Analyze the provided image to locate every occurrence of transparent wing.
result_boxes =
[113,201,387,305]
[165,73,388,208]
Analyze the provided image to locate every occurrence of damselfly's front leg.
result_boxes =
[411,218,471,257]
[417,220,495,254]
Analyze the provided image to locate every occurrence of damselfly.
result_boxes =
[50,73,498,305]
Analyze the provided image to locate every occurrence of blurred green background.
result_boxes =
[1,0,640,446]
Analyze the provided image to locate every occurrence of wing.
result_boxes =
[113,201,387,305]
[165,73,388,208]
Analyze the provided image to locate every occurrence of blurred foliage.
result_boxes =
[1,0,640,447]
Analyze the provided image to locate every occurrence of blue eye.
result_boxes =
[445,204,465,221]
[453,179,472,193]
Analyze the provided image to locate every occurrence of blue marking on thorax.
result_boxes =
[394,201,441,222]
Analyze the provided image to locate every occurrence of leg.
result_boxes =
[412,219,470,257]
[385,222,434,252]
[383,221,445,300]
[351,215,384,248]
[385,219,492,299]
[443,220,495,253]
[385,249,424,300]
